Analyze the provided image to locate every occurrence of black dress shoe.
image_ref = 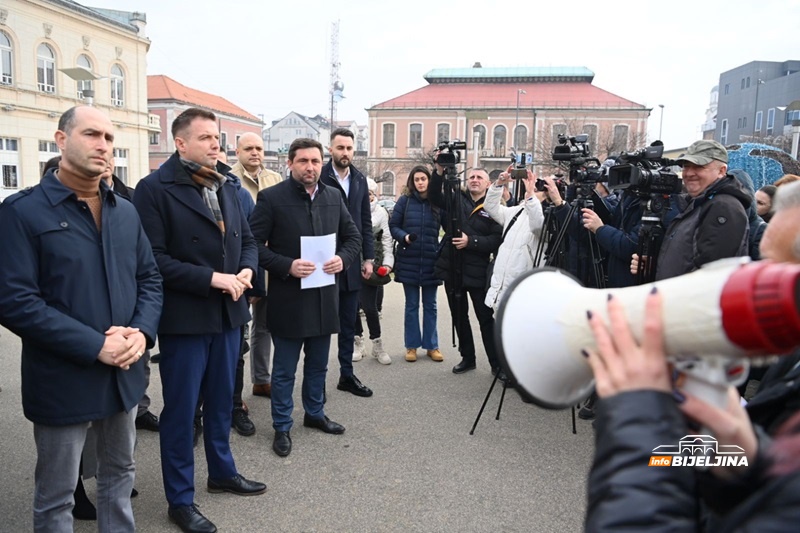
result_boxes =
[231,408,256,436]
[168,504,217,533]
[207,474,266,496]
[453,359,477,374]
[135,410,160,432]
[273,431,292,457]
[303,414,345,434]
[337,375,373,397]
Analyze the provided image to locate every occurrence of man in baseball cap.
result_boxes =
[633,139,750,280]
[676,140,729,198]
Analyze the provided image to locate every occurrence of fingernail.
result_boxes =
[650,286,658,295]
[586,310,593,320]
[580,349,589,358]
[672,389,686,404]
[607,293,613,301]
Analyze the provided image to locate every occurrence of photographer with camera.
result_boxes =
[484,166,545,311]
[632,140,750,281]
[429,162,502,375]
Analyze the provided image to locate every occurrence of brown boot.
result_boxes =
[405,348,417,362]
[252,383,271,398]
[426,349,444,362]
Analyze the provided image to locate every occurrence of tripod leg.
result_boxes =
[470,373,500,435]
[572,405,577,435]
[495,380,509,420]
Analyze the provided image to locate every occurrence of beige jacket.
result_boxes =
[229,161,282,201]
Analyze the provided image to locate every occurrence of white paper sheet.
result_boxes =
[300,234,336,289]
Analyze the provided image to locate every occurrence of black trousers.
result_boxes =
[444,282,498,370]
[355,284,382,340]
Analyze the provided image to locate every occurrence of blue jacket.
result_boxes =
[134,152,258,334]
[594,192,643,288]
[390,192,442,287]
[0,173,163,425]
[319,161,374,292]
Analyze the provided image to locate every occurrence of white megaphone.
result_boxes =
[495,258,800,409]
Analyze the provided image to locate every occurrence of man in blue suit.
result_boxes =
[134,108,266,533]
[320,128,375,397]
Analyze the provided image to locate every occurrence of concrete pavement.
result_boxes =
[0,282,595,532]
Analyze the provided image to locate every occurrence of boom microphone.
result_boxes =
[495,258,800,409]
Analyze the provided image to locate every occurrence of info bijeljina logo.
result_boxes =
[648,435,748,467]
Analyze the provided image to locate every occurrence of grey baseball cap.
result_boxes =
[676,140,728,166]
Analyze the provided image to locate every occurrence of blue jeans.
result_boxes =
[33,409,137,532]
[402,283,439,350]
[271,334,331,432]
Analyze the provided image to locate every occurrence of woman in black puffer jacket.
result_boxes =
[389,166,443,363]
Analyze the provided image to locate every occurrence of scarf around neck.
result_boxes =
[181,158,226,234]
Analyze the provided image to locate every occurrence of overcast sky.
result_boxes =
[89,0,799,150]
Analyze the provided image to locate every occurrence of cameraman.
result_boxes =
[634,140,750,281]
[429,165,502,375]
[581,187,642,288]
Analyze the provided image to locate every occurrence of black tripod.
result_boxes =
[634,193,671,285]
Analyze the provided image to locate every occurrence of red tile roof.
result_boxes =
[371,82,645,110]
[148,75,259,122]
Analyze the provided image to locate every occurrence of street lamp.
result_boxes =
[752,79,765,139]
[59,66,104,106]
[658,104,665,141]
[515,89,526,149]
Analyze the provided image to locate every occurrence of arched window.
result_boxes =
[37,43,55,93]
[110,64,124,106]
[437,123,450,144]
[409,123,422,148]
[493,125,507,156]
[380,172,395,197]
[0,31,12,85]
[76,54,92,99]
[513,125,527,149]
[473,125,486,150]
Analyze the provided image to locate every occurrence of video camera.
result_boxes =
[608,143,682,195]
[551,133,603,185]
[435,140,467,168]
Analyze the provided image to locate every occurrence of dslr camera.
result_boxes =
[435,140,467,168]
[607,143,682,195]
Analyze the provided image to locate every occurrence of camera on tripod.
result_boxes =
[607,143,682,195]
[435,140,467,168]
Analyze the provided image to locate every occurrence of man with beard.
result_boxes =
[319,128,375,397]
[249,137,361,457]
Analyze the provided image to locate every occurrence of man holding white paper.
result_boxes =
[249,138,361,457]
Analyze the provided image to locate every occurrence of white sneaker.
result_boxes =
[371,338,391,365]
[353,335,365,362]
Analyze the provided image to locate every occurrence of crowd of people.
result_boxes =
[0,105,799,532]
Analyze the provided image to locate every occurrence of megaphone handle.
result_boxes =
[673,355,748,409]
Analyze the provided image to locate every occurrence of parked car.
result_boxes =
[378,198,396,217]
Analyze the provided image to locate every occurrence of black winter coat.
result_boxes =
[249,177,362,338]
[389,192,442,287]
[594,192,642,288]
[656,175,750,281]
[588,390,800,532]
[319,161,374,292]
[134,152,258,335]
[428,171,501,288]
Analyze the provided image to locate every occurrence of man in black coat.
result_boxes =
[134,108,265,533]
[319,128,375,397]
[429,166,502,375]
[249,138,361,458]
